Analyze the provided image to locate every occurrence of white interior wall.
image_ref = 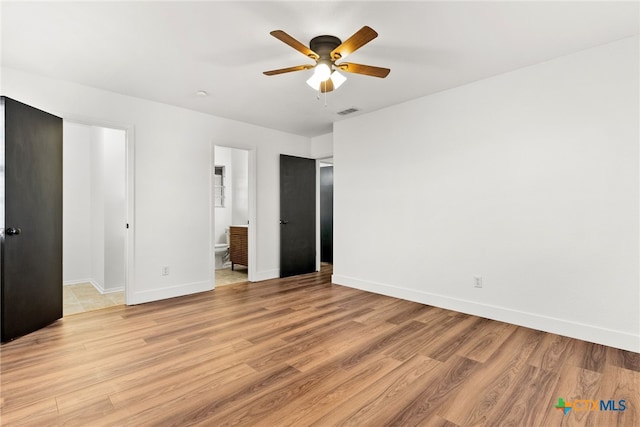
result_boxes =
[214,146,233,245]
[333,36,639,352]
[103,128,126,291]
[311,133,333,159]
[231,148,249,225]
[62,122,92,283]
[2,66,310,303]
[90,126,105,290]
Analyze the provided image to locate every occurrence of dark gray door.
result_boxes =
[280,155,316,278]
[1,97,63,342]
[320,166,333,263]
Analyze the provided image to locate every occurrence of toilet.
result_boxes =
[214,228,230,269]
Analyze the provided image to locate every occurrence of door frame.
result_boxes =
[61,115,135,305]
[210,143,257,286]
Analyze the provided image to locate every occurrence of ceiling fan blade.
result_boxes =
[320,79,334,93]
[263,64,314,76]
[330,26,378,60]
[337,62,390,78]
[270,30,319,60]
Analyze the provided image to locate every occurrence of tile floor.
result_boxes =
[63,283,124,316]
[215,266,248,286]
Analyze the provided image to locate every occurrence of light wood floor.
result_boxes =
[1,266,638,426]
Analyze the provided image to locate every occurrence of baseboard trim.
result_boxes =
[253,269,279,282]
[332,274,639,353]
[63,278,95,287]
[130,280,213,305]
[64,279,124,295]
[64,278,102,292]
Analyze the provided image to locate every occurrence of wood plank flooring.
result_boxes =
[1,265,638,426]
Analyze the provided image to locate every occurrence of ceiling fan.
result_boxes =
[263,26,390,93]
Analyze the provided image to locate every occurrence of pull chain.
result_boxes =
[315,81,328,107]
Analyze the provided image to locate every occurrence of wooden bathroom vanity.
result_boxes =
[229,225,248,270]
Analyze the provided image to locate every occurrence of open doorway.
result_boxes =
[318,159,334,271]
[62,121,128,315]
[213,146,253,286]
[320,160,333,264]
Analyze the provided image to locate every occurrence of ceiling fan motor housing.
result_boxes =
[309,35,342,60]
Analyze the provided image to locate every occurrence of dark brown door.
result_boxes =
[1,97,63,342]
[320,166,333,263]
[280,155,316,278]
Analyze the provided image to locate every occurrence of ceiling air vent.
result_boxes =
[337,107,359,116]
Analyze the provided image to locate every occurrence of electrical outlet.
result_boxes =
[474,276,483,288]
[162,266,170,276]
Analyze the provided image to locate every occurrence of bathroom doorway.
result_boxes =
[213,146,253,286]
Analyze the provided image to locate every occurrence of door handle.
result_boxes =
[280,220,289,225]
[5,227,21,236]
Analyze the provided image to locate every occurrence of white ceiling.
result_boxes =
[2,1,638,138]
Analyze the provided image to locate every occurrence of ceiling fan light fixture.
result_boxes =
[307,69,347,91]
[313,61,332,82]
[306,59,332,91]
[306,73,323,91]
[330,70,346,89]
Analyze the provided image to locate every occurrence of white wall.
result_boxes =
[333,36,640,352]
[214,146,233,245]
[311,133,333,159]
[62,122,92,282]
[103,128,126,291]
[90,126,105,290]
[231,148,249,225]
[2,66,310,303]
